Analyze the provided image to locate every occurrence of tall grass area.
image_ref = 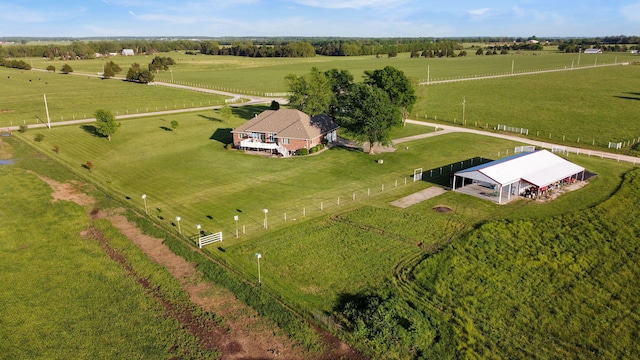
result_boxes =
[412,167,640,359]
[0,162,217,359]
[0,66,227,128]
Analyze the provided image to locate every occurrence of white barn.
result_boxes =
[452,150,585,204]
[121,49,135,56]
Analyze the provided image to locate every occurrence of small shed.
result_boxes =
[452,150,585,204]
[121,49,135,56]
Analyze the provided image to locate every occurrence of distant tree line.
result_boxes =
[0,36,637,60]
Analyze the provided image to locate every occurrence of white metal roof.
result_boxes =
[455,150,585,188]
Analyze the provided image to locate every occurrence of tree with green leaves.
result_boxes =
[103,61,121,79]
[324,68,354,121]
[170,120,179,131]
[94,109,120,141]
[364,66,416,126]
[336,83,401,154]
[219,104,233,123]
[46,65,55,72]
[148,56,175,72]
[286,67,333,116]
[60,64,73,74]
[125,63,154,83]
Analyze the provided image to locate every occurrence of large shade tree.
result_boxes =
[94,109,120,141]
[285,67,333,116]
[364,66,416,126]
[337,83,401,154]
[324,68,354,122]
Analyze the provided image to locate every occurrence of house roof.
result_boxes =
[231,109,339,140]
[455,150,585,188]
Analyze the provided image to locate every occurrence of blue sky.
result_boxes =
[0,0,638,38]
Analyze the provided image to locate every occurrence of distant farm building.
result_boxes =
[583,48,602,54]
[452,150,585,204]
[630,50,638,54]
[121,49,135,56]
[231,109,339,157]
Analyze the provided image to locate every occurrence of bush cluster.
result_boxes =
[0,58,31,70]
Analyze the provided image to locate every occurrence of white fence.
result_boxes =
[498,124,529,135]
[198,232,223,248]
[514,146,535,153]
[608,142,622,149]
[552,146,568,155]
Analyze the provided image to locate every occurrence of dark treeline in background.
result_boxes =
[0,35,638,60]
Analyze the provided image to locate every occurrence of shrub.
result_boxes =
[297,148,309,155]
[53,145,60,154]
[34,133,44,142]
[18,125,28,133]
[225,143,233,150]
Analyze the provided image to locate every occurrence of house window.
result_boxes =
[268,133,275,142]
[281,138,289,144]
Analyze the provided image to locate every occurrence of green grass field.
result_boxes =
[0,145,218,359]
[4,48,640,359]
[14,107,639,358]
[7,50,639,153]
[414,64,640,148]
[0,66,228,128]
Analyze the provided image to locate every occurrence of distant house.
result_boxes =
[583,48,602,54]
[121,49,135,56]
[108,52,118,57]
[231,109,339,157]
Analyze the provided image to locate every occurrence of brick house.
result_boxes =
[231,109,339,157]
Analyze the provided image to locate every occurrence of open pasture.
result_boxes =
[147,51,638,93]
[16,50,640,152]
[14,105,639,358]
[416,64,640,148]
[0,66,227,128]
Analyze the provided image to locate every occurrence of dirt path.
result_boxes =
[37,174,363,359]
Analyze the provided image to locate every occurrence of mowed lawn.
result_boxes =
[415,64,640,147]
[0,66,228,128]
[22,111,532,241]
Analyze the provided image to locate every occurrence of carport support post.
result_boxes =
[452,175,457,190]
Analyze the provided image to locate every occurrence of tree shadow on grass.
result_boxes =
[231,105,270,120]
[81,124,104,138]
[160,126,173,131]
[614,92,640,101]
[421,156,492,187]
[210,128,232,144]
[198,114,222,122]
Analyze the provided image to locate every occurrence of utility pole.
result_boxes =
[43,94,51,129]
[462,96,466,125]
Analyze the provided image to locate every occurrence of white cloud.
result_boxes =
[128,10,136,15]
